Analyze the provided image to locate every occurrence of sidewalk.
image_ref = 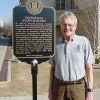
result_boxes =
[0,44,7,71]
[0,38,11,82]
[0,93,48,100]
[0,94,48,100]
[0,89,100,100]
[93,88,100,100]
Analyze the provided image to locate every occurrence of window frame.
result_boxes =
[56,0,65,10]
[56,0,76,10]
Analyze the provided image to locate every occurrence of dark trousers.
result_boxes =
[52,78,85,100]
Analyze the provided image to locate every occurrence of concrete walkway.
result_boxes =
[0,93,48,100]
[0,43,7,71]
[0,38,11,82]
[93,88,100,100]
[0,38,10,71]
[0,89,100,100]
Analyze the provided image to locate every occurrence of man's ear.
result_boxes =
[75,24,77,30]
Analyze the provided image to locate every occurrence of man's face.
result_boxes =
[60,18,77,39]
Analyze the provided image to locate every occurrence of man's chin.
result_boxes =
[64,33,72,37]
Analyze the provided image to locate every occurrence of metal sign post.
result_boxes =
[31,59,38,100]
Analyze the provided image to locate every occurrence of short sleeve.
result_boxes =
[84,37,95,67]
[49,56,55,66]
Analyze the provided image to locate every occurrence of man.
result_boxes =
[48,11,94,100]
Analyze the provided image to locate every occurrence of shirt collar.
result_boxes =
[61,34,77,43]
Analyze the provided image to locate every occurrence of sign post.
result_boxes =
[13,0,55,100]
[31,59,38,100]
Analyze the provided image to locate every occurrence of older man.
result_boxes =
[48,11,94,100]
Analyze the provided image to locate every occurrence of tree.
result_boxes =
[3,18,12,37]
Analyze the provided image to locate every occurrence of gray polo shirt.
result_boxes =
[51,34,94,81]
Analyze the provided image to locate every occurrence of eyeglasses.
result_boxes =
[62,24,75,28]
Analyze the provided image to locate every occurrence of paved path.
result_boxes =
[0,45,6,70]
[93,89,100,100]
[0,94,48,100]
[0,38,10,82]
[0,89,100,100]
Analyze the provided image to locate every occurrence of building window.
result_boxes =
[56,0,76,10]
[71,0,75,9]
[56,0,65,10]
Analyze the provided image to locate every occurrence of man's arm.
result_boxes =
[48,65,55,100]
[85,64,93,100]
[86,65,93,89]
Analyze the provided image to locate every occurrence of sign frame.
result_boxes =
[13,4,56,59]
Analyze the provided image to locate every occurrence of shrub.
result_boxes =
[95,57,100,64]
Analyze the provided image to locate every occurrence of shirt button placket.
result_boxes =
[67,43,70,53]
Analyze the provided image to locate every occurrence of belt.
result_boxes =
[56,77,84,85]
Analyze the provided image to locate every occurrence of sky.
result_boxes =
[0,0,19,23]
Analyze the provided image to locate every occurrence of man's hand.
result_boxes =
[86,92,93,100]
[48,88,52,100]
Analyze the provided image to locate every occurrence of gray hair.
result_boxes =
[59,11,77,25]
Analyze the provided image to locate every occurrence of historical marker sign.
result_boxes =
[13,0,55,59]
